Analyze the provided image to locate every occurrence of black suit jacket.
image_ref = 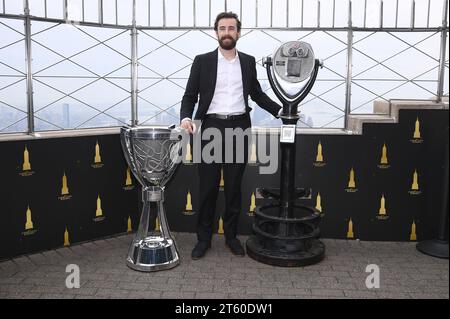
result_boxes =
[180,48,281,122]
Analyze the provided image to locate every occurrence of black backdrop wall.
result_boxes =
[0,108,448,260]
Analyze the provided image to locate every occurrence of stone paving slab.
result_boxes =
[0,233,448,299]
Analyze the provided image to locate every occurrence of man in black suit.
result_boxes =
[180,12,281,260]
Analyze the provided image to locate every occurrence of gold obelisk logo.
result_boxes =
[411,117,423,143]
[378,143,390,168]
[413,117,421,139]
[182,190,195,216]
[249,142,258,165]
[96,195,102,217]
[348,168,355,188]
[64,227,70,247]
[123,167,134,190]
[61,172,69,195]
[409,169,421,195]
[186,190,193,211]
[377,194,389,220]
[248,192,256,216]
[379,194,386,215]
[313,141,326,167]
[315,193,322,213]
[218,217,224,235]
[94,195,105,222]
[185,142,193,163]
[219,168,225,189]
[59,172,72,200]
[25,206,33,230]
[125,167,132,185]
[347,218,354,239]
[380,143,388,163]
[91,141,104,168]
[410,220,417,241]
[22,205,37,236]
[155,217,160,231]
[127,216,132,233]
[23,146,31,171]
[94,141,101,163]
[411,170,419,190]
[345,167,358,192]
[20,146,34,176]
[316,142,323,162]
[313,141,325,167]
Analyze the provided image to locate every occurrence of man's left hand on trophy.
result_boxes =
[180,118,196,134]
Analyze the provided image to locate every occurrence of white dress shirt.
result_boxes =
[206,49,246,115]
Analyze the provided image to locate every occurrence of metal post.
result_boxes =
[240,0,242,24]
[255,0,258,27]
[115,0,118,25]
[363,0,367,27]
[270,0,273,27]
[301,0,304,28]
[286,0,289,28]
[99,0,103,25]
[411,0,415,29]
[63,0,68,20]
[332,0,336,28]
[24,0,35,134]
[437,0,448,102]
[131,0,138,126]
[395,0,399,28]
[317,1,321,28]
[163,0,166,27]
[193,0,195,28]
[380,0,384,28]
[344,1,353,129]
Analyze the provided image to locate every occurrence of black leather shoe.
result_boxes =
[191,241,211,260]
[225,238,245,256]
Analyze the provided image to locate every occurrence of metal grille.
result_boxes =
[0,0,448,133]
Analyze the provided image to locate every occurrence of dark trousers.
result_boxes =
[197,115,251,243]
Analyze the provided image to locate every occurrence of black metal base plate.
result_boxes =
[246,236,325,267]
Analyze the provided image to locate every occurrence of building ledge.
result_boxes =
[347,99,449,135]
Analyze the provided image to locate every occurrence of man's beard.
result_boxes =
[219,35,237,50]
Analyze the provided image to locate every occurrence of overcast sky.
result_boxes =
[0,0,448,131]
[1,0,447,28]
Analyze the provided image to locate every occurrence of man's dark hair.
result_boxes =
[214,12,241,32]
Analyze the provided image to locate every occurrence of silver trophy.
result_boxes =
[120,125,182,271]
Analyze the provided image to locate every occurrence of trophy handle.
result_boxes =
[120,127,147,187]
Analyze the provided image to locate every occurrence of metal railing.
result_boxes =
[0,0,448,134]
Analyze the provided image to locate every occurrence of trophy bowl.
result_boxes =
[121,125,182,272]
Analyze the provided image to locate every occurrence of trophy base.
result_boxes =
[126,236,180,272]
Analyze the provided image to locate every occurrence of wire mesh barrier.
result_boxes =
[0,0,448,133]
